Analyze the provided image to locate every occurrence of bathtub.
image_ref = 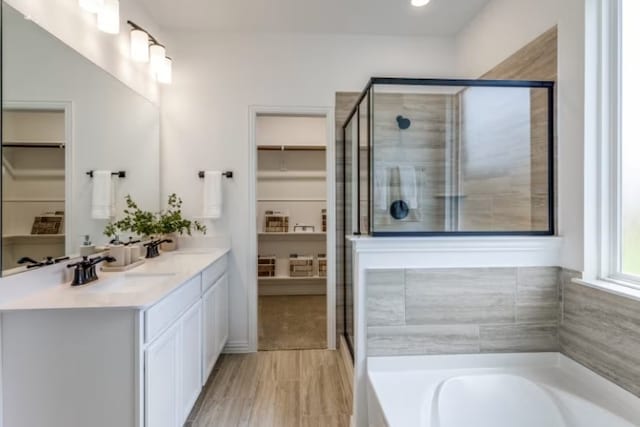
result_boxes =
[367,353,640,427]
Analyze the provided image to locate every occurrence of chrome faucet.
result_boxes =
[67,255,116,286]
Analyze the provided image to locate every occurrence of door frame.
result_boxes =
[247,105,336,351]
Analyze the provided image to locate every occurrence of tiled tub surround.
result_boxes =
[366,267,561,357]
[559,271,640,397]
[366,266,640,400]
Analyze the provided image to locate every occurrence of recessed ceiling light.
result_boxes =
[411,0,431,6]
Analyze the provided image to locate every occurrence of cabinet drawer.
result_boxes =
[145,274,201,343]
[201,255,227,293]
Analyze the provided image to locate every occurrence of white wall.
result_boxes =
[5,0,161,102]
[160,32,458,349]
[456,0,586,271]
[256,115,327,147]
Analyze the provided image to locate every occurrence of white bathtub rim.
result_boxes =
[367,352,640,427]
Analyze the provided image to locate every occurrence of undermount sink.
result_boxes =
[83,272,176,294]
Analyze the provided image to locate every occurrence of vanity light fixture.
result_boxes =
[127,21,173,84]
[411,0,431,6]
[149,43,167,73]
[97,0,120,34]
[79,0,103,14]
[130,28,150,62]
[156,57,173,85]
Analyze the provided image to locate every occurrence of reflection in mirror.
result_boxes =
[2,107,68,271]
[2,2,161,276]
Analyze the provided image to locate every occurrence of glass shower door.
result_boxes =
[343,116,356,355]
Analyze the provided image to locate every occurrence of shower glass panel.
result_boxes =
[343,118,357,353]
[343,78,555,237]
[358,94,370,235]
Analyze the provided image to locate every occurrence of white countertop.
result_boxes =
[0,248,229,311]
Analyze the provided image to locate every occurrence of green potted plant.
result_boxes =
[112,195,159,241]
[103,222,120,242]
[156,193,207,251]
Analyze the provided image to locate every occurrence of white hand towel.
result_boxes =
[91,171,115,219]
[374,166,389,210]
[202,171,222,219]
[399,166,418,209]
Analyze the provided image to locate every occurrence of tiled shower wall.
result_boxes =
[366,267,561,356]
[480,26,557,231]
[335,28,557,346]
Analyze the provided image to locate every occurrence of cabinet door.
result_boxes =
[202,280,218,384]
[180,300,203,424]
[145,322,180,427]
[215,274,229,354]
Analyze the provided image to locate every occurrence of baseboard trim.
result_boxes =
[223,340,252,354]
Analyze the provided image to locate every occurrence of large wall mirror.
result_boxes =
[1,2,161,276]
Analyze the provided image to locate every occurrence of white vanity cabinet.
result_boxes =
[0,250,230,427]
[143,256,228,427]
[145,298,203,427]
[145,321,181,427]
[180,300,204,421]
[202,273,229,382]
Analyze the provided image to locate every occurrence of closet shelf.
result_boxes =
[258,276,326,283]
[259,232,326,241]
[257,145,325,151]
[3,234,65,244]
[258,171,326,180]
[257,198,326,202]
[3,198,65,203]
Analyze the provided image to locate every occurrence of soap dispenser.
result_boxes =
[80,235,96,257]
[108,235,126,267]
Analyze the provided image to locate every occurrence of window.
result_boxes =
[597,0,640,287]
[619,0,640,280]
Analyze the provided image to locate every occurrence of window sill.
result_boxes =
[572,277,640,303]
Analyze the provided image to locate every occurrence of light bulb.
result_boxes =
[411,0,430,6]
[130,29,150,62]
[79,0,103,14]
[97,0,119,34]
[150,43,166,73]
[157,57,173,84]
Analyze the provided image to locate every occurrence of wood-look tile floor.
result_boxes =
[185,350,352,427]
[258,296,327,351]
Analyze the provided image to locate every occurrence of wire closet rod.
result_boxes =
[3,143,65,149]
[198,171,234,179]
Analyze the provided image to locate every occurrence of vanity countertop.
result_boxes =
[0,248,230,311]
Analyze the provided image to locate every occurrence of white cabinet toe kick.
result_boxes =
[0,252,229,427]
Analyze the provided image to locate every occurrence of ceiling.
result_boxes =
[140,0,492,36]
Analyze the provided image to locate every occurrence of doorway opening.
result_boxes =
[251,109,335,351]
